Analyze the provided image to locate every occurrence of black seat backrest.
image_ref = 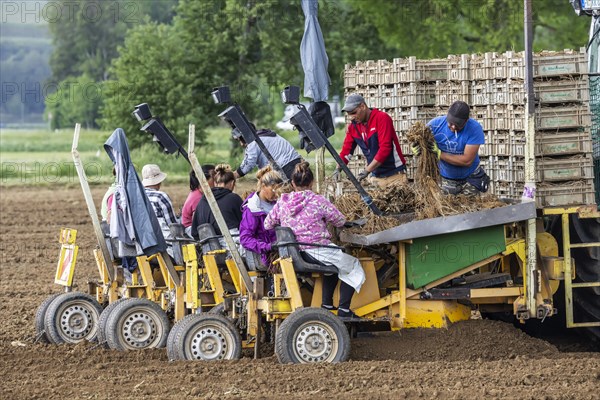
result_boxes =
[274,227,338,274]
[168,223,187,265]
[196,223,226,265]
[245,250,267,272]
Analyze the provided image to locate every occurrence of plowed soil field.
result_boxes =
[1,186,598,400]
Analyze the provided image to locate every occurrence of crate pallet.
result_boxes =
[412,57,449,82]
[491,181,522,200]
[535,130,593,156]
[447,54,471,81]
[536,105,592,130]
[435,81,470,106]
[397,83,437,107]
[536,179,596,208]
[470,52,500,81]
[492,132,526,157]
[536,154,595,182]
[534,78,589,104]
[377,59,395,85]
[533,48,587,78]
[344,63,357,88]
[489,156,525,182]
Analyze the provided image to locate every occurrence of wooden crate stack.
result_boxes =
[343,48,596,207]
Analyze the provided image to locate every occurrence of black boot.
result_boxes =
[337,281,358,319]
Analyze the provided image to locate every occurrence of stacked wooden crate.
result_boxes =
[343,48,596,207]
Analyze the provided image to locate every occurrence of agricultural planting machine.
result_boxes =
[35,0,600,362]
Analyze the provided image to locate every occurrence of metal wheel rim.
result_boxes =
[185,322,235,360]
[293,321,339,363]
[57,301,97,342]
[119,307,163,349]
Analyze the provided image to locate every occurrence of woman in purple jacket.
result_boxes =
[239,166,284,270]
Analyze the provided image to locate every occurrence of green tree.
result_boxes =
[99,22,195,148]
[350,0,588,58]
[99,0,393,148]
[46,74,102,129]
[46,0,178,128]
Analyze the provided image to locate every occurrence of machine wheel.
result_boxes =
[167,314,242,361]
[43,292,103,344]
[104,298,170,351]
[96,298,128,348]
[275,307,350,364]
[34,293,62,343]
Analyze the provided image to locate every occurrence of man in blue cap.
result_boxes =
[425,101,490,195]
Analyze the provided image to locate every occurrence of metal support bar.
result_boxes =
[562,213,575,327]
[572,282,600,288]
[569,242,600,248]
[187,125,253,292]
[72,124,114,281]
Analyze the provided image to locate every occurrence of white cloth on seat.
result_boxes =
[304,247,365,292]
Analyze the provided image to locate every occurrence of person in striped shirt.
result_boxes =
[142,164,179,256]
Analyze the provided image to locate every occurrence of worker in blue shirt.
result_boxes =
[426,101,490,195]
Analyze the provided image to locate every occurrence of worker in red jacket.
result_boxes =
[339,94,407,188]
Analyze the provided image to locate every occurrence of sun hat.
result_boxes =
[142,164,167,186]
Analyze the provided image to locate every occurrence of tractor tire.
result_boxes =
[167,313,242,361]
[104,298,171,351]
[34,293,62,344]
[275,307,350,364]
[96,298,129,348]
[43,292,103,345]
[166,314,195,361]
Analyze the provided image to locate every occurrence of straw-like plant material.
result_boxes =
[406,121,440,185]
[333,179,506,235]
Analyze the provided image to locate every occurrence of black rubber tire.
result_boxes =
[43,292,103,345]
[34,293,62,344]
[275,307,351,364]
[166,314,196,361]
[167,313,242,361]
[207,303,226,316]
[96,298,128,348]
[104,298,171,351]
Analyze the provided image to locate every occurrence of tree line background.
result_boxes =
[1,0,590,147]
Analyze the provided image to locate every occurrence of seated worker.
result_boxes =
[142,164,179,256]
[191,164,243,246]
[233,127,302,180]
[427,101,490,195]
[181,165,215,237]
[239,165,284,270]
[264,161,366,319]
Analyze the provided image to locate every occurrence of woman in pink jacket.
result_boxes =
[264,161,365,319]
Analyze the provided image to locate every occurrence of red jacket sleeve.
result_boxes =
[373,113,395,164]
[339,125,357,164]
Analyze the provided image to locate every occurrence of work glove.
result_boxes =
[410,143,421,156]
[428,141,442,159]
[357,169,369,181]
